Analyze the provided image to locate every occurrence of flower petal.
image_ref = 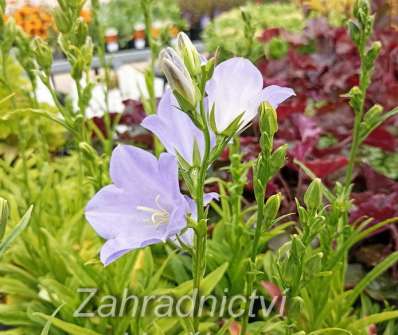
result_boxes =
[158,153,183,200]
[204,192,219,205]
[100,234,162,266]
[206,57,263,132]
[258,85,296,108]
[141,90,206,164]
[85,185,161,240]
[109,145,160,191]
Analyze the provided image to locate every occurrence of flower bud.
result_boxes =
[354,0,370,22]
[1,19,17,53]
[304,178,323,210]
[53,8,72,34]
[346,86,363,112]
[365,41,381,69]
[159,47,197,107]
[0,197,9,242]
[31,38,53,75]
[364,104,383,124]
[264,193,282,223]
[270,144,287,175]
[74,19,89,47]
[348,21,361,47]
[176,32,201,77]
[259,102,278,136]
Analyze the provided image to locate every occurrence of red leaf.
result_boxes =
[304,156,349,178]
[364,126,398,152]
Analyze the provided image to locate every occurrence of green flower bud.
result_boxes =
[0,197,9,242]
[365,41,381,70]
[74,19,89,47]
[346,86,363,112]
[270,144,287,176]
[1,19,17,53]
[31,38,53,75]
[364,104,383,124]
[259,102,278,136]
[160,47,197,107]
[348,21,361,47]
[54,8,72,34]
[264,193,282,223]
[304,178,323,210]
[71,58,84,81]
[176,32,201,77]
[354,0,370,22]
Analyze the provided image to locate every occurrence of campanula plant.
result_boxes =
[86,30,293,332]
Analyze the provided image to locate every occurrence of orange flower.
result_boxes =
[12,5,53,39]
[169,25,180,38]
[80,9,91,23]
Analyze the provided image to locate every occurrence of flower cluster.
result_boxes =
[85,32,294,265]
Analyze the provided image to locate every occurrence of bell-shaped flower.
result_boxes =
[141,89,215,165]
[159,47,197,107]
[205,57,295,134]
[85,145,193,265]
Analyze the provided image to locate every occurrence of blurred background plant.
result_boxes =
[296,0,356,25]
[203,2,305,61]
[99,0,185,47]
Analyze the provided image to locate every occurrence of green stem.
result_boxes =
[344,38,368,190]
[75,79,87,142]
[141,0,162,157]
[92,0,113,157]
[241,190,265,335]
[142,0,157,113]
[192,99,211,332]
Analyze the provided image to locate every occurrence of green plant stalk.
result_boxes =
[192,98,211,332]
[228,138,243,246]
[75,79,88,142]
[141,0,163,156]
[91,0,113,157]
[241,186,265,335]
[142,0,157,107]
[343,51,367,190]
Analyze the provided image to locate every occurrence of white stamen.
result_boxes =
[137,195,170,228]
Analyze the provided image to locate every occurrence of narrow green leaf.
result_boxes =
[349,311,398,330]
[34,313,101,335]
[0,205,33,259]
[40,303,65,335]
[308,329,352,335]
[347,251,398,306]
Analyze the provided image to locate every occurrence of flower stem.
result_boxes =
[241,188,265,335]
[141,0,163,157]
[192,98,211,331]
[92,0,113,157]
[344,55,367,190]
